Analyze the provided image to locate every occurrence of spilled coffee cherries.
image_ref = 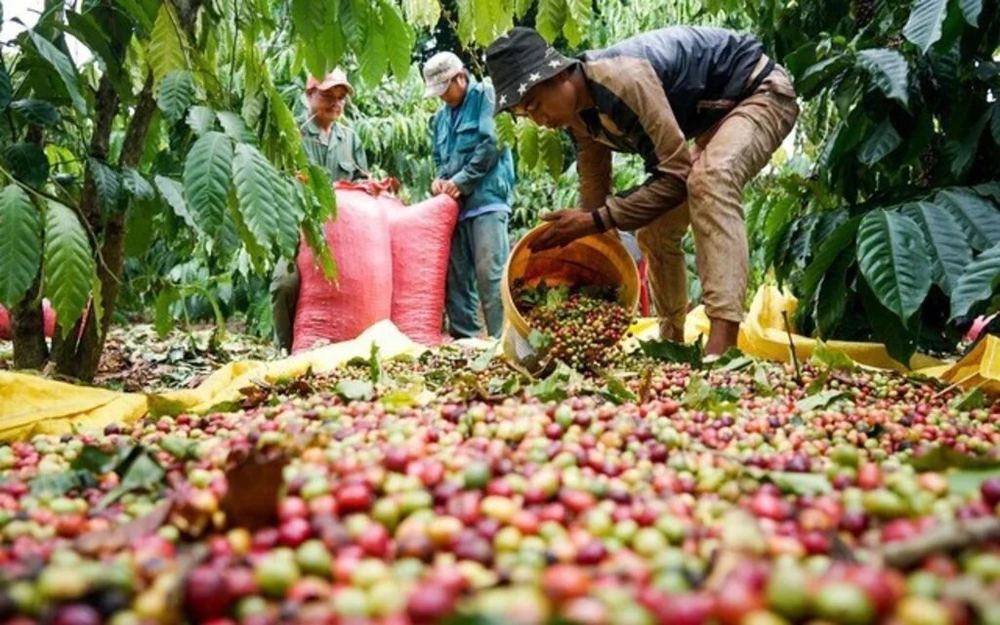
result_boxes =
[515,282,633,372]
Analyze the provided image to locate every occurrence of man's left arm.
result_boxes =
[450,86,502,195]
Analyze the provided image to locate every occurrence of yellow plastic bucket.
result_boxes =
[501,224,640,370]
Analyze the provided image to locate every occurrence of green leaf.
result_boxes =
[765,472,833,496]
[527,329,553,351]
[452,0,472,45]
[125,198,157,257]
[901,201,972,296]
[681,373,712,408]
[43,201,95,338]
[216,111,249,142]
[858,274,917,367]
[158,436,197,460]
[545,285,569,307]
[958,0,982,25]
[368,342,384,385]
[469,343,498,372]
[806,369,830,395]
[539,129,564,180]
[60,10,128,96]
[187,106,216,136]
[814,245,855,338]
[29,472,88,497]
[810,340,857,371]
[535,0,567,43]
[908,445,1000,472]
[857,49,909,106]
[121,169,154,201]
[639,338,704,367]
[3,143,50,187]
[496,113,515,148]
[992,106,1000,147]
[154,287,176,337]
[306,165,336,221]
[154,175,196,229]
[0,185,42,308]
[950,243,1000,320]
[114,0,157,32]
[903,0,949,53]
[270,176,304,259]
[950,386,987,411]
[89,158,120,212]
[183,131,233,237]
[796,55,851,98]
[800,216,860,304]
[402,0,442,28]
[712,348,754,371]
[562,0,592,47]
[381,0,413,80]
[0,66,11,112]
[98,450,165,508]
[155,70,193,123]
[335,379,374,401]
[948,469,1000,498]
[796,390,849,412]
[9,99,60,126]
[147,3,187,84]
[751,364,776,397]
[28,31,87,114]
[232,143,285,251]
[358,12,387,87]
[527,362,582,402]
[856,210,932,322]
[342,0,371,50]
[291,0,328,74]
[73,445,130,474]
[951,109,991,178]
[936,188,1000,251]
[597,369,637,405]
[516,120,539,171]
[858,120,902,165]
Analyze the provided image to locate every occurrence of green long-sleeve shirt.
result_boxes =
[300,119,369,182]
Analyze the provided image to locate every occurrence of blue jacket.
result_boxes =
[431,79,515,218]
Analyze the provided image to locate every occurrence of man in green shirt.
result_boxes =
[271,69,369,353]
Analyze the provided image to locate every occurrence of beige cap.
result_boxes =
[422,51,464,98]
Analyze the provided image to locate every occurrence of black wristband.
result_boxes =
[592,210,607,233]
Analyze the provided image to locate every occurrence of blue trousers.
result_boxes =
[446,211,510,339]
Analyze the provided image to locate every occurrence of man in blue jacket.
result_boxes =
[424,52,516,339]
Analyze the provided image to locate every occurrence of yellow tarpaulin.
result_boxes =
[0,286,996,443]
[0,320,423,442]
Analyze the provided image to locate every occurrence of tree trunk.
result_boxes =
[52,75,158,382]
[12,277,49,370]
[50,0,201,382]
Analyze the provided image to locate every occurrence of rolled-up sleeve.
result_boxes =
[572,128,613,211]
[585,58,691,232]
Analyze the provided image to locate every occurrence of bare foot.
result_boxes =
[705,318,740,356]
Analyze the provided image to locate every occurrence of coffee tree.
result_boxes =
[744,0,1000,364]
[0,0,422,381]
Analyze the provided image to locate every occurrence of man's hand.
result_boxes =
[528,209,600,252]
[431,178,460,199]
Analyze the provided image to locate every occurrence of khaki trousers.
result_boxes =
[637,61,800,338]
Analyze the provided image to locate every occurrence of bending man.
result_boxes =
[485,27,798,355]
